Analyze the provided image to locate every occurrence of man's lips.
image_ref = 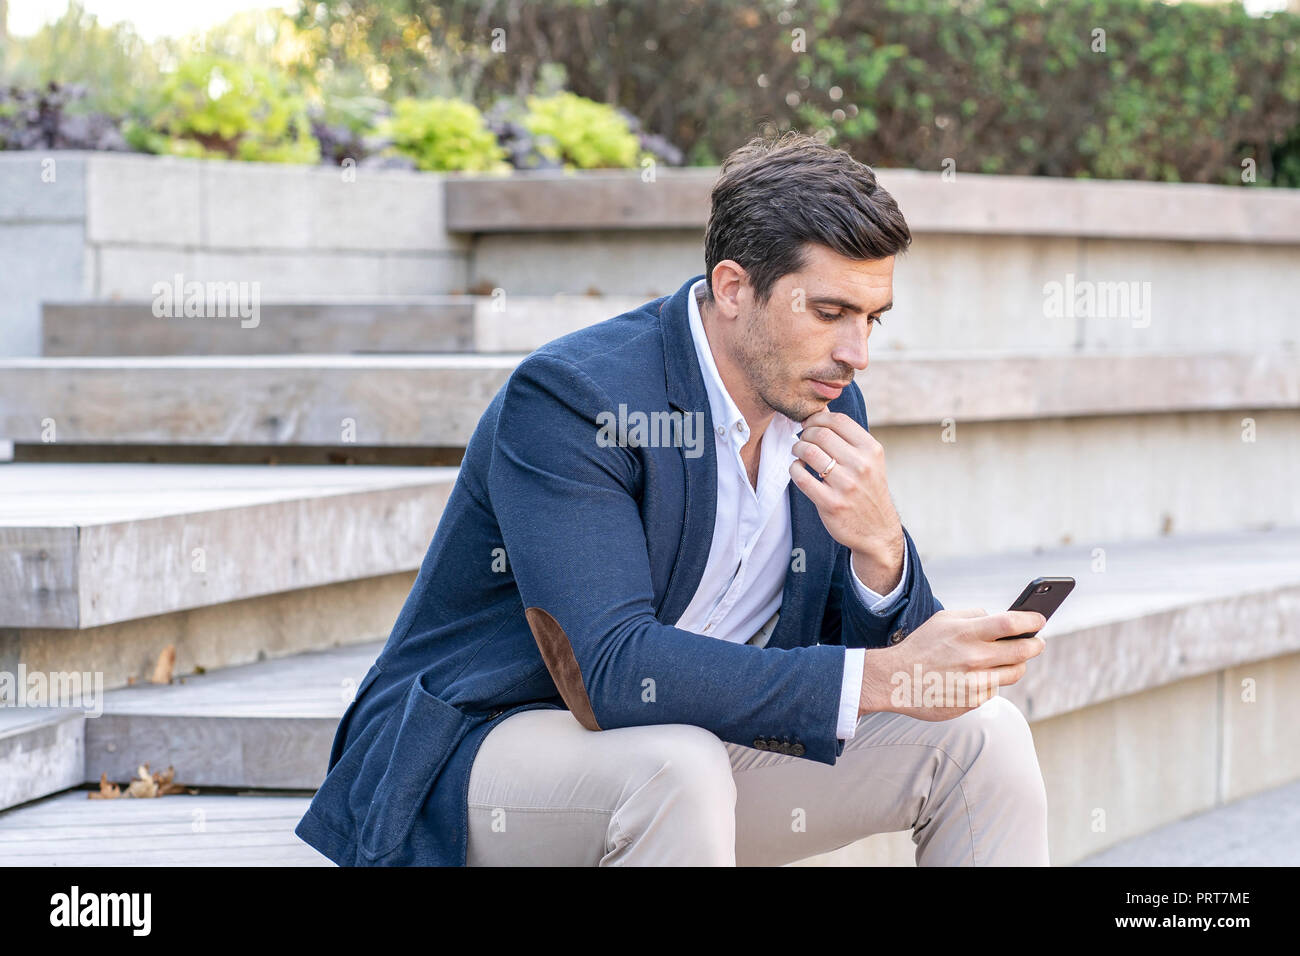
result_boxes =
[809,378,850,399]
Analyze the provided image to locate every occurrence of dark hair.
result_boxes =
[702,130,911,309]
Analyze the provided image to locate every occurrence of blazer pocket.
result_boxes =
[328,662,385,770]
[358,673,468,862]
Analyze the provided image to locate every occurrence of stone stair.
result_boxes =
[1,156,1297,865]
[3,524,1297,866]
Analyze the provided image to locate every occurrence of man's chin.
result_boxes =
[777,396,825,425]
[760,384,830,424]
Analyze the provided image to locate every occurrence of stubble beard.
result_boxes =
[735,303,823,424]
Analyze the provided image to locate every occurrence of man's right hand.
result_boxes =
[858,608,1047,721]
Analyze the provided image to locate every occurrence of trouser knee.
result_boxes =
[636,723,738,813]
[968,696,1048,809]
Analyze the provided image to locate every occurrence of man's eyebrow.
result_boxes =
[808,296,894,315]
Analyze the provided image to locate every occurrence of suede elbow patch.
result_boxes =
[524,607,603,731]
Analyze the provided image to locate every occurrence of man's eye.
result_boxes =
[817,310,841,321]
[870,314,885,326]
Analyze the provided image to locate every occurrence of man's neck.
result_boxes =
[698,295,777,448]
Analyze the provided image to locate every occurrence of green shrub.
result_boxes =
[334,0,1300,185]
[125,54,319,164]
[521,91,645,169]
[795,0,1300,186]
[380,97,510,172]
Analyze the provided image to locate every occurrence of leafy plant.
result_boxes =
[379,97,510,172]
[125,53,319,164]
[520,91,646,170]
[796,0,1300,186]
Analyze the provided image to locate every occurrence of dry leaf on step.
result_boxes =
[154,765,191,796]
[89,763,199,799]
[87,772,121,799]
[150,645,176,684]
[126,763,158,798]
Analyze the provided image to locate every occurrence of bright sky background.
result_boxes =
[5,0,1294,40]
[8,1,299,40]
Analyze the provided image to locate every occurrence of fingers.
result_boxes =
[793,425,856,479]
[800,409,871,446]
[985,636,1046,673]
[968,610,1048,642]
[791,438,839,480]
[986,661,1030,687]
[941,607,988,619]
[788,456,832,507]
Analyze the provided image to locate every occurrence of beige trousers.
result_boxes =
[465,692,1051,866]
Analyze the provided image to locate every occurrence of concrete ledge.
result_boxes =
[446,167,1300,245]
[0,153,88,221]
[0,708,84,812]
[4,526,1297,857]
[35,525,1300,801]
[0,791,329,865]
[0,356,517,448]
[0,352,1294,450]
[803,527,1300,866]
[5,569,417,691]
[0,463,454,628]
[84,642,379,789]
[41,296,646,356]
[81,152,463,253]
[925,525,1300,721]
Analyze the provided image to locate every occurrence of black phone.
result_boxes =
[999,576,1075,639]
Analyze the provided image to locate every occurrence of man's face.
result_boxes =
[728,244,895,424]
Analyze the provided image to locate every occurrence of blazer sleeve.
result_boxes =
[817,383,945,650]
[487,351,849,765]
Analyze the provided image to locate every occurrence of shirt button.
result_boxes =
[716,425,725,436]
[888,627,911,645]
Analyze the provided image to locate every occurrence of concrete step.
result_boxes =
[0,707,84,813]
[923,525,1300,722]
[4,779,1293,867]
[0,641,377,811]
[2,524,1297,859]
[0,790,328,866]
[1075,776,1300,866]
[7,524,1294,794]
[42,296,646,356]
[0,463,454,630]
[0,351,1294,450]
[0,463,447,702]
[2,769,1294,867]
[82,641,381,791]
[446,167,1300,244]
[0,639,377,811]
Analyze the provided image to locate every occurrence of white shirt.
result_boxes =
[672,279,909,740]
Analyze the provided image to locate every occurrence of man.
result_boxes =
[295,131,1050,867]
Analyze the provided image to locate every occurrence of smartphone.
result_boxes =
[999,576,1075,639]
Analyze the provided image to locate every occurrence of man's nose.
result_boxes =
[834,328,871,372]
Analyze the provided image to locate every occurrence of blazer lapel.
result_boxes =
[652,274,836,642]
[654,274,717,626]
[766,462,837,650]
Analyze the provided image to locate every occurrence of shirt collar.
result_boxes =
[686,278,800,452]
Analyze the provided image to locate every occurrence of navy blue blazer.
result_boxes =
[295,272,944,866]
